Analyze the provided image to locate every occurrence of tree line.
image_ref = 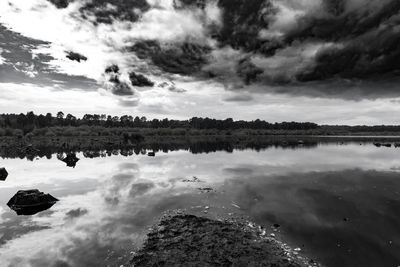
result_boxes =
[0,111,319,134]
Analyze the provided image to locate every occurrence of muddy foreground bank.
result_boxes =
[129,214,319,267]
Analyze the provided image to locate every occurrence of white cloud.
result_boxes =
[0,0,133,82]
[0,0,221,86]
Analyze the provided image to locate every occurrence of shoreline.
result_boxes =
[1,134,400,159]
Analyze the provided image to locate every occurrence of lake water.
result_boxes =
[1,141,400,267]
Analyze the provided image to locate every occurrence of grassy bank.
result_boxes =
[2,125,400,139]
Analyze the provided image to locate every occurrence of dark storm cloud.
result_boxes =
[129,71,154,87]
[0,24,97,89]
[130,41,211,75]
[144,1,400,97]
[47,0,150,24]
[292,1,400,83]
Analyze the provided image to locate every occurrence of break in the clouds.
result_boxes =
[0,0,400,123]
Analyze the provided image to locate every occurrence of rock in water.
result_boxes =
[7,189,59,215]
[0,167,8,181]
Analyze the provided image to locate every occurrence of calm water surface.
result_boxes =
[0,142,400,267]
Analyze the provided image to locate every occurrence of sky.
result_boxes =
[0,0,399,125]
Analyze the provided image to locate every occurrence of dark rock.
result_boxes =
[148,151,155,157]
[0,167,8,181]
[66,51,88,62]
[7,189,59,215]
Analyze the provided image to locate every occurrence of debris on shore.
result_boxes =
[7,189,59,215]
[130,214,318,267]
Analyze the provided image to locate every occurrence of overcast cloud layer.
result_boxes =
[0,0,399,124]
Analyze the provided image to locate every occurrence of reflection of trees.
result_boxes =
[0,138,320,160]
[57,153,80,168]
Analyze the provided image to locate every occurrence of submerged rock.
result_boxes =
[0,167,8,181]
[130,214,314,266]
[374,142,382,147]
[7,189,59,215]
[374,142,392,148]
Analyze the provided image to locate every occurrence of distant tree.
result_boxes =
[57,111,64,120]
